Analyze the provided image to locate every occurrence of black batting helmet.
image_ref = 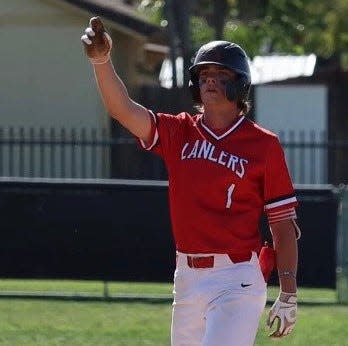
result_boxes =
[189,41,251,105]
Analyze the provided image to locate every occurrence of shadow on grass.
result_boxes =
[0,292,173,304]
[0,292,343,306]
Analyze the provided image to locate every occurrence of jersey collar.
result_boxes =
[199,114,245,140]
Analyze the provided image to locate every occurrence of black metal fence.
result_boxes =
[0,126,347,183]
[0,127,120,179]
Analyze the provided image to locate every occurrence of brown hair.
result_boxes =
[194,100,251,115]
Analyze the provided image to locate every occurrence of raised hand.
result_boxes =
[81,17,112,64]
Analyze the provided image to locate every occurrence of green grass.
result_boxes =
[0,299,171,346]
[256,305,348,346]
[0,298,347,346]
[0,280,346,345]
[0,279,173,296]
[0,279,338,302]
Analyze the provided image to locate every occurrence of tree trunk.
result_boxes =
[164,0,196,88]
[164,0,179,88]
[213,0,228,40]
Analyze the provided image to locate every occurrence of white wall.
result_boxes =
[0,0,110,177]
[255,85,328,184]
[0,0,109,129]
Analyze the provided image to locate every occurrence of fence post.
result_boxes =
[0,128,3,176]
[71,128,76,178]
[336,185,348,303]
[81,128,86,179]
[19,127,25,176]
[39,127,45,177]
[9,127,14,176]
[29,128,35,177]
[60,128,66,178]
[103,281,109,299]
[50,127,56,178]
[91,128,97,178]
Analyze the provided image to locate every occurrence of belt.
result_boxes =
[186,252,252,269]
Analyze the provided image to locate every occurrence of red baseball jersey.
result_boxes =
[139,112,298,254]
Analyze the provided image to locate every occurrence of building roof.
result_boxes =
[250,54,317,85]
[159,54,317,88]
[62,0,164,39]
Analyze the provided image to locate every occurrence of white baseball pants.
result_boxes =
[171,252,267,346]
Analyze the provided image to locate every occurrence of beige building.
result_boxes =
[0,0,166,178]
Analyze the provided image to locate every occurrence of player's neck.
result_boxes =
[203,104,241,130]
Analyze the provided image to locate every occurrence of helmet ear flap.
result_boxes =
[189,75,201,103]
[225,77,250,103]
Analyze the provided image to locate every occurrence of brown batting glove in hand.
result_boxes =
[81,17,112,65]
[267,291,297,338]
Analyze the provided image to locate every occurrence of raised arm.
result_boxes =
[81,17,152,142]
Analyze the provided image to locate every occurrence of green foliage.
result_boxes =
[223,22,264,58]
[190,16,215,52]
[136,0,165,26]
[135,0,347,61]
[258,0,348,57]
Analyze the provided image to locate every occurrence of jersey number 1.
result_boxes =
[226,183,236,209]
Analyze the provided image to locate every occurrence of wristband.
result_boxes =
[278,271,296,278]
[279,291,297,303]
[90,54,110,65]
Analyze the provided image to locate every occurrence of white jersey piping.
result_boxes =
[264,196,297,210]
[139,110,159,150]
[200,115,245,140]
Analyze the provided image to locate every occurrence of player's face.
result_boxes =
[198,65,236,105]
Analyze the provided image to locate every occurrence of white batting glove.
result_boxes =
[81,17,112,65]
[267,292,297,338]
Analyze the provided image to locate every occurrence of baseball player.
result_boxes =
[81,17,301,346]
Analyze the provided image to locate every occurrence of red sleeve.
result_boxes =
[137,110,160,154]
[264,136,298,215]
[137,110,185,160]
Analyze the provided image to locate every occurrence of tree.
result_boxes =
[137,0,194,86]
[136,0,348,68]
